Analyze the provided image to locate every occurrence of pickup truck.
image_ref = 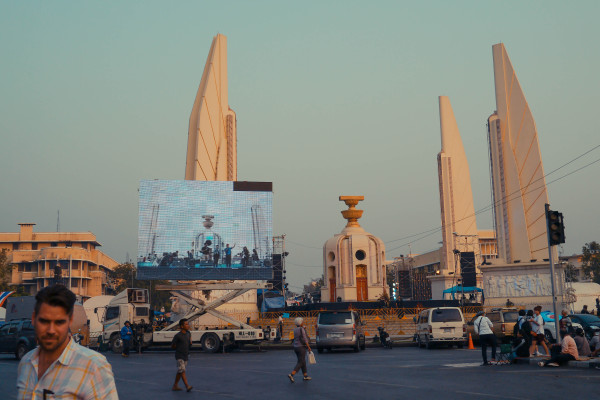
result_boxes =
[0,319,37,360]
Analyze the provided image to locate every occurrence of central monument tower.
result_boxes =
[185,34,237,181]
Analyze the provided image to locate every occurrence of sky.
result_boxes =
[1,1,599,293]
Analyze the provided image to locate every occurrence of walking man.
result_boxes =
[121,320,133,357]
[17,284,118,399]
[172,318,193,392]
[474,310,497,365]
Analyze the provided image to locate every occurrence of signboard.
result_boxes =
[137,180,273,280]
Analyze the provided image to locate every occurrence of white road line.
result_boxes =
[456,391,527,400]
[443,362,482,368]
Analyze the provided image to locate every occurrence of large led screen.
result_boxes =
[137,180,273,280]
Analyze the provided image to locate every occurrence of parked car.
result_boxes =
[415,307,466,349]
[466,308,519,344]
[568,314,600,340]
[315,311,366,353]
[0,319,37,360]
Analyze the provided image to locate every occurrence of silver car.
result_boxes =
[315,311,366,353]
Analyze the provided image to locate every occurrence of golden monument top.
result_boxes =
[339,196,364,228]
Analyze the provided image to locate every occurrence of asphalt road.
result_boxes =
[1,346,598,399]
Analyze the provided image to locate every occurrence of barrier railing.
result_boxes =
[250,306,488,339]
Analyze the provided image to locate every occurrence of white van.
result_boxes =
[415,307,466,349]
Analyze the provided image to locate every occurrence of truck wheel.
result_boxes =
[201,333,221,353]
[110,336,123,354]
[353,339,360,352]
[360,336,366,350]
[16,343,28,360]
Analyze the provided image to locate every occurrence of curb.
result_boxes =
[513,356,600,369]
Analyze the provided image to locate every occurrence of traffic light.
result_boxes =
[546,209,566,245]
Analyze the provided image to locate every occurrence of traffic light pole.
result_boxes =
[545,203,561,344]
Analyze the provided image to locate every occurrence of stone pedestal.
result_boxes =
[480,261,566,309]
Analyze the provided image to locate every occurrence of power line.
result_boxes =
[385,145,600,253]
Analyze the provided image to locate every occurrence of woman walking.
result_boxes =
[288,317,311,382]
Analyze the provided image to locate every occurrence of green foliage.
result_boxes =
[0,249,27,295]
[564,262,578,282]
[0,249,11,291]
[302,275,324,295]
[581,241,600,284]
[110,263,171,311]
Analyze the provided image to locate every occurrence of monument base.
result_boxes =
[481,260,566,310]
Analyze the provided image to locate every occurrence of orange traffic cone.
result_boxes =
[467,333,475,350]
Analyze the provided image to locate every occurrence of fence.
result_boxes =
[250,306,485,339]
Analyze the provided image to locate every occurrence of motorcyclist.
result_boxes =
[378,327,391,348]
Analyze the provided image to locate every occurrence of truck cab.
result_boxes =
[101,288,151,353]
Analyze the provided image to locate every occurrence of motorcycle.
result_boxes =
[377,327,392,349]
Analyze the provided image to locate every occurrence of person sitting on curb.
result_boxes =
[589,329,600,357]
[573,327,592,357]
[538,328,578,367]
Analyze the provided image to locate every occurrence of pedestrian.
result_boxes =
[538,328,578,367]
[529,306,550,356]
[559,309,572,332]
[17,284,118,399]
[278,315,284,338]
[287,317,311,382]
[121,320,133,357]
[172,318,193,392]
[473,310,497,365]
[581,305,589,314]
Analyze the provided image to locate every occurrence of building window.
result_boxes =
[51,242,57,247]
[32,243,38,250]
[13,243,19,250]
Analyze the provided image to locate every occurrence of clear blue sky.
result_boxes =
[1,1,599,292]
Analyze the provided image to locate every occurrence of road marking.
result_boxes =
[443,362,482,368]
[331,377,419,389]
[456,391,527,400]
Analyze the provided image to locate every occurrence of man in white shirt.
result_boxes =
[530,306,550,356]
[474,310,497,366]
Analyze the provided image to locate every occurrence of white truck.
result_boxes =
[100,284,275,354]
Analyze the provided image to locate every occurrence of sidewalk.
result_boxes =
[513,355,600,369]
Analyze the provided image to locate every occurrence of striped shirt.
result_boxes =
[17,337,118,400]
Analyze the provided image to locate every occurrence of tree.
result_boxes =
[564,262,578,282]
[0,249,13,291]
[581,241,600,284]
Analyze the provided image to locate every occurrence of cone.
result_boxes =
[467,333,475,350]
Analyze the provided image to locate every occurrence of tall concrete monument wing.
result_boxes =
[185,34,237,181]
[489,43,550,263]
[437,96,479,273]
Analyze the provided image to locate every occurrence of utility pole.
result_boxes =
[545,204,564,344]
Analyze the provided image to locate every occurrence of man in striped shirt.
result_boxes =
[17,284,118,399]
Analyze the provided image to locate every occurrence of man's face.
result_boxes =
[534,309,540,315]
[182,321,190,331]
[33,303,73,353]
